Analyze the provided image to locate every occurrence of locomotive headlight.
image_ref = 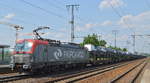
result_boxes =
[27,42,33,47]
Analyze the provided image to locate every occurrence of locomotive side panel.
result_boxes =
[33,44,89,67]
[33,45,47,63]
[47,46,89,63]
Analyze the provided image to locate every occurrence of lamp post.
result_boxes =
[14,25,24,43]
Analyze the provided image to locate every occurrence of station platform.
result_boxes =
[0,64,11,74]
[140,59,150,83]
[141,69,150,83]
[0,64,9,68]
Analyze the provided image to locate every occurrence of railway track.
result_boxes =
[111,59,147,83]
[0,59,145,83]
[44,59,145,83]
[0,67,14,74]
[46,65,123,83]
[0,74,30,82]
[131,62,147,83]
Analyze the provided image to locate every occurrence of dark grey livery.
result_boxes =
[32,44,89,70]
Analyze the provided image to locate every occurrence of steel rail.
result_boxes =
[47,59,143,83]
[110,60,146,83]
[0,74,30,82]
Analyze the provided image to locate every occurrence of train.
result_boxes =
[9,27,145,73]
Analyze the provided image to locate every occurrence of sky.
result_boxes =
[0,0,150,53]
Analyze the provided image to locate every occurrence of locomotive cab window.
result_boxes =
[15,41,33,52]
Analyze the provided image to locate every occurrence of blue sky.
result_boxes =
[0,0,150,53]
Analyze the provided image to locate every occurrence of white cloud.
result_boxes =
[118,14,133,28]
[75,21,113,32]
[4,13,15,20]
[118,11,150,30]
[0,13,16,21]
[76,23,97,32]
[75,11,150,53]
[108,11,150,53]
[101,20,112,26]
[76,20,113,32]
[99,0,125,9]
[85,23,97,29]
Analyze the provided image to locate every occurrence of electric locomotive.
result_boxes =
[10,27,89,72]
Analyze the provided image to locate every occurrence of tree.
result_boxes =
[99,40,107,47]
[80,33,107,47]
[122,48,127,52]
[108,46,128,52]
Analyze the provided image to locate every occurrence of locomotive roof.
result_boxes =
[0,45,10,48]
[17,39,82,48]
[17,39,49,44]
[60,43,81,49]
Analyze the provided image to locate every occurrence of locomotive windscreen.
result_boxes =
[15,41,33,52]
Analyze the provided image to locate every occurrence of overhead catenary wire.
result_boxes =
[20,0,65,19]
[8,18,35,26]
[107,0,138,52]
[109,0,150,53]
[115,0,136,30]
[53,0,66,7]
[108,2,131,29]
[0,15,35,27]
[45,0,66,11]
[17,0,68,29]
[0,1,35,17]
[115,0,127,15]
[0,0,51,23]
[144,0,150,9]
[0,1,47,26]
[19,0,88,34]
[51,0,84,23]
[73,0,78,4]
